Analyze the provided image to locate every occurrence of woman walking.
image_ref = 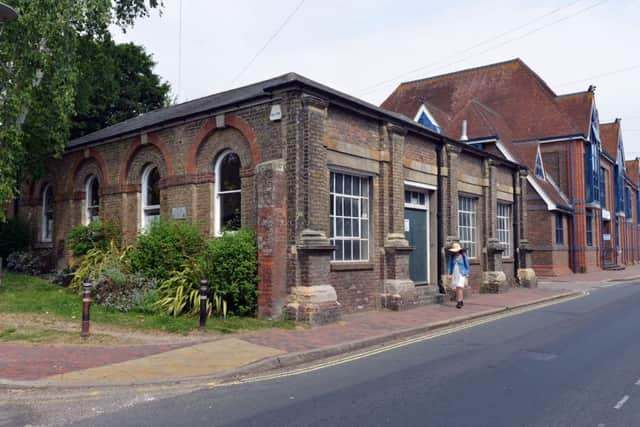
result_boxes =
[447,243,469,309]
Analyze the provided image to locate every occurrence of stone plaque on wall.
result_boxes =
[172,207,187,220]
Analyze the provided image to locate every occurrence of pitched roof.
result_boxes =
[556,91,593,137]
[382,58,586,141]
[69,72,443,150]
[625,159,640,186]
[600,120,621,158]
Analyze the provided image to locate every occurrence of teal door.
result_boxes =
[404,207,428,284]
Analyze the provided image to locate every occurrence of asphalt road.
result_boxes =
[73,282,640,427]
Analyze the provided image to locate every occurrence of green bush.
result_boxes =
[155,259,207,317]
[200,229,258,316]
[92,273,158,313]
[70,241,130,292]
[0,218,30,260]
[67,221,120,257]
[6,250,50,275]
[128,220,204,282]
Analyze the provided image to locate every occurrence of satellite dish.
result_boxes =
[0,2,17,24]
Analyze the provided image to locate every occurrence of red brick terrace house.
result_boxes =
[382,58,639,277]
[9,73,530,323]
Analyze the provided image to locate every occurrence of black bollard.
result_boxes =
[81,282,92,338]
[199,279,208,330]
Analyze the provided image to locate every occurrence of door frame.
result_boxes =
[404,181,435,285]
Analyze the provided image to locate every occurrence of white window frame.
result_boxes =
[84,175,100,225]
[214,150,242,236]
[41,184,54,242]
[330,171,370,262]
[458,196,478,258]
[141,165,160,231]
[497,202,513,258]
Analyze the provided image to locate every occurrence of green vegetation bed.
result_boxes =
[0,273,294,335]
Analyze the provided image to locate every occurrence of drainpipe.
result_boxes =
[512,168,520,276]
[569,137,578,273]
[436,140,444,292]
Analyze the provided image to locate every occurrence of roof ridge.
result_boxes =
[399,58,523,87]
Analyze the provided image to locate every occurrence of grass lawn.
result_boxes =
[0,273,295,335]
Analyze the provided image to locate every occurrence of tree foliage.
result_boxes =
[72,34,170,139]
[0,0,162,220]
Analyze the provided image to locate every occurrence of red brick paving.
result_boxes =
[0,287,566,382]
[0,344,184,381]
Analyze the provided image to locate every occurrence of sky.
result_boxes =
[112,0,640,156]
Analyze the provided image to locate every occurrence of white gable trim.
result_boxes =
[414,104,441,132]
[495,141,558,211]
[535,145,546,180]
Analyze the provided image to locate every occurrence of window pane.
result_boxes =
[335,240,343,260]
[361,220,368,238]
[344,198,352,216]
[344,175,352,195]
[219,153,241,191]
[361,241,368,260]
[147,168,161,206]
[344,218,352,237]
[90,179,100,206]
[336,218,343,236]
[336,174,343,194]
[336,197,343,216]
[220,192,241,231]
[330,195,334,215]
[343,240,352,260]
[353,219,359,237]
[353,240,360,260]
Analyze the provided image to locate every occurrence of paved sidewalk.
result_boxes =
[0,286,580,388]
[538,264,640,293]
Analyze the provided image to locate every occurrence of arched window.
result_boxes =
[141,165,161,230]
[214,151,241,235]
[84,175,100,224]
[42,184,54,242]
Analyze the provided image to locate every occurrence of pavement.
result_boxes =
[2,265,639,389]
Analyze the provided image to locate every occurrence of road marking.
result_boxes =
[635,378,640,385]
[597,423,605,427]
[614,395,629,410]
[218,292,587,386]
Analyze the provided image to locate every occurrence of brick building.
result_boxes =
[382,58,638,276]
[10,73,531,322]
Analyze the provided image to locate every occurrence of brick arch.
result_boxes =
[67,149,109,195]
[119,134,174,189]
[186,115,260,175]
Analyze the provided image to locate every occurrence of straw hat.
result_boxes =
[448,242,463,253]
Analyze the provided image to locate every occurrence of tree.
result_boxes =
[72,35,170,139]
[0,0,162,220]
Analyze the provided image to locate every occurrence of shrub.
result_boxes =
[155,259,208,317]
[128,220,204,282]
[0,218,30,260]
[5,250,50,275]
[200,229,258,316]
[67,221,120,257]
[92,273,158,313]
[70,241,130,292]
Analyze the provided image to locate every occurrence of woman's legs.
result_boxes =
[455,286,464,308]
[456,287,463,302]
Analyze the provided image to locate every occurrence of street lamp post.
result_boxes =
[0,2,17,24]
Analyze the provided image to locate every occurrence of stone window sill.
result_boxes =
[330,262,374,272]
[501,258,515,263]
